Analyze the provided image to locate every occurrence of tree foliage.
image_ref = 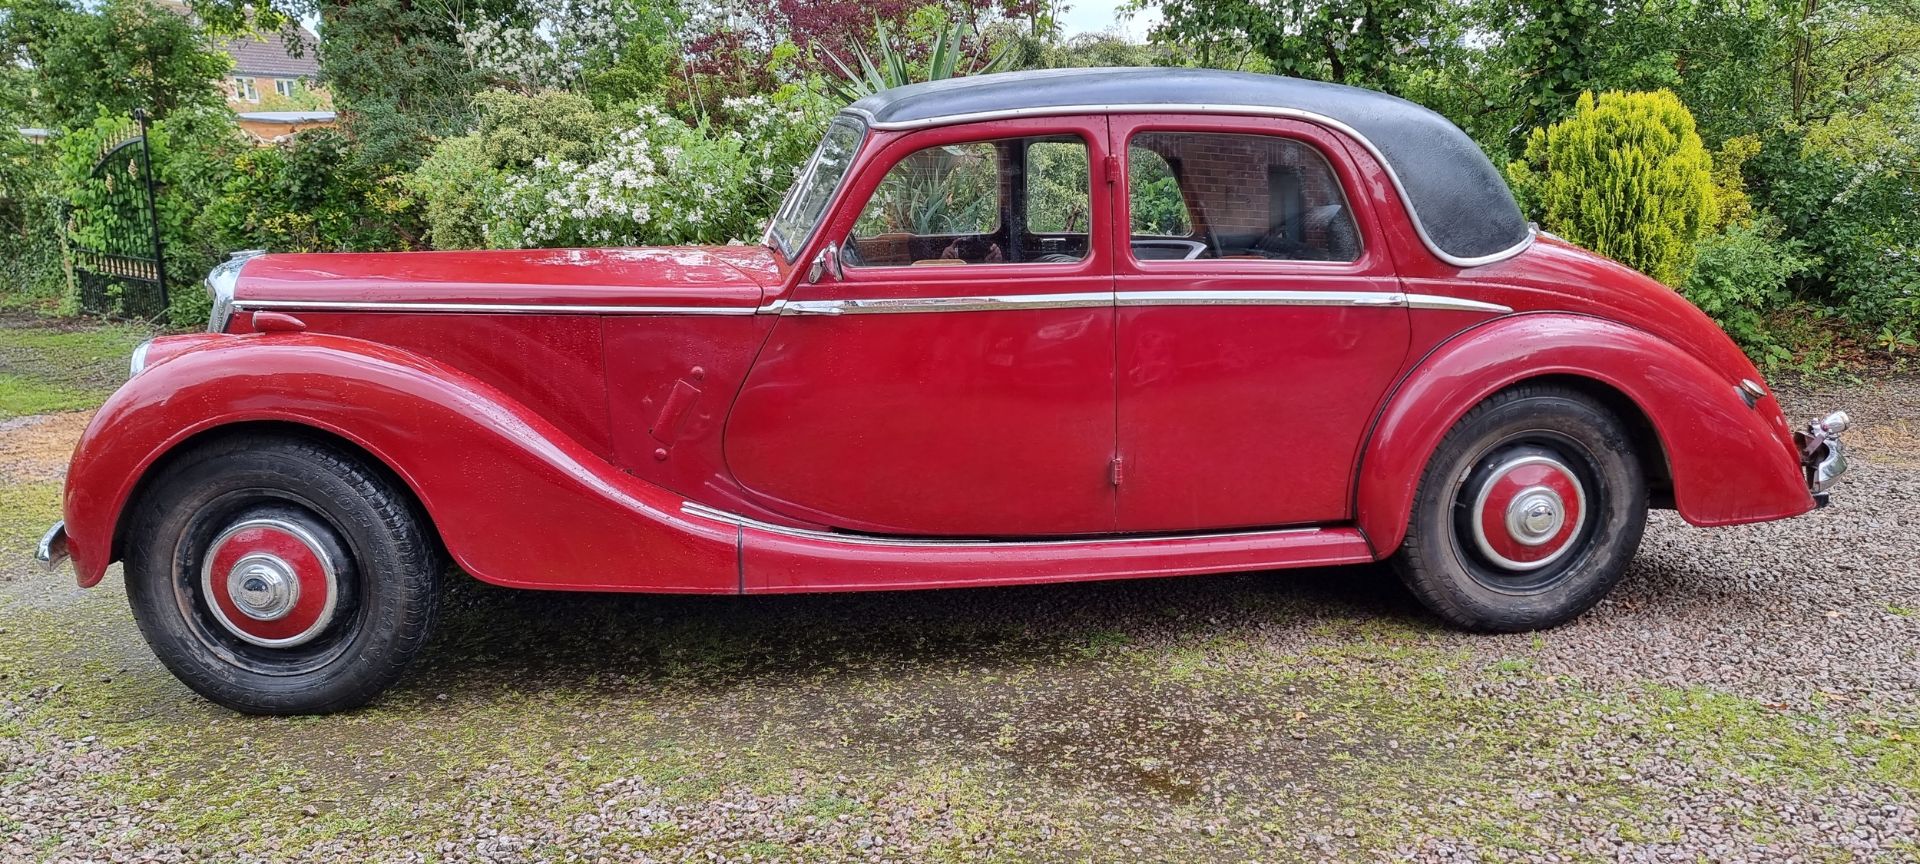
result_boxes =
[1508,90,1717,286]
[1149,0,1441,92]
[2,0,229,129]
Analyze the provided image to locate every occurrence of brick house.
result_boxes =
[153,1,325,109]
[220,25,323,108]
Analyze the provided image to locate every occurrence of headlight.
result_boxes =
[129,339,153,379]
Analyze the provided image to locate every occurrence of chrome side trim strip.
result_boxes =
[234,299,761,316]
[1404,294,1514,314]
[238,292,1511,318]
[841,103,1537,269]
[770,290,1510,315]
[681,501,1320,546]
[782,292,1110,315]
[1115,290,1405,308]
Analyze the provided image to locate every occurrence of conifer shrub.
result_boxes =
[1508,90,1717,286]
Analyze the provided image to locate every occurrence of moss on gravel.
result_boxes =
[0,320,153,394]
[0,481,60,561]
[9,569,1910,861]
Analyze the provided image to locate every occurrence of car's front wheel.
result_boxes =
[1393,384,1647,632]
[123,433,441,715]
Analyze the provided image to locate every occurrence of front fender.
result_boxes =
[63,333,737,592]
[1355,314,1812,554]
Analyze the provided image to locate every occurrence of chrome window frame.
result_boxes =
[839,103,1536,269]
[767,117,868,263]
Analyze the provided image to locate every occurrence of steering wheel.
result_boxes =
[1202,226,1226,259]
[1250,223,1311,260]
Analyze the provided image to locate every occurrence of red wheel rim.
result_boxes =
[1468,454,1586,571]
[200,517,341,648]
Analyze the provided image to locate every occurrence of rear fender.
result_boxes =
[1355,314,1812,554]
[63,333,737,592]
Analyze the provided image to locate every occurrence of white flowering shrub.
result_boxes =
[458,0,624,92]
[413,87,834,250]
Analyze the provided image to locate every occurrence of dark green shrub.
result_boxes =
[0,133,67,312]
[1749,132,1920,344]
[207,128,425,257]
[1681,218,1815,363]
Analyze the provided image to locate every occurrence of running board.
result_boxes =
[683,502,1378,593]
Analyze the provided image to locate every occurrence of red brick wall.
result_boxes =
[1133,133,1347,243]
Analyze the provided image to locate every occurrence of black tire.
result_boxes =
[1392,385,1647,632]
[123,433,441,714]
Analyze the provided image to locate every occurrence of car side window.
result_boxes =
[1127,132,1360,263]
[846,135,1090,268]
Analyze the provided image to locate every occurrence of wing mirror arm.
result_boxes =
[807,242,845,284]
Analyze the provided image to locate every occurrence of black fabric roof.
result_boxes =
[845,68,1530,264]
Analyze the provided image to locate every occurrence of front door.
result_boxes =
[1108,116,1412,532]
[726,117,1118,537]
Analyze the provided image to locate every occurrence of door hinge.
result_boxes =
[1103,155,1119,184]
[1109,455,1124,486]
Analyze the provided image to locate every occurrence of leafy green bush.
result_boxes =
[55,107,247,326]
[206,128,425,256]
[1749,132,1920,345]
[1508,90,1717,286]
[1681,218,1815,363]
[0,133,67,312]
[406,91,613,250]
[19,0,231,129]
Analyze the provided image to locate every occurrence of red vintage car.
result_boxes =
[41,69,1848,714]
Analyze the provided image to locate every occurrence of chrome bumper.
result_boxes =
[1796,411,1850,508]
[37,521,68,570]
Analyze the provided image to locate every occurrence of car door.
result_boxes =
[726,117,1119,537]
[1109,115,1412,532]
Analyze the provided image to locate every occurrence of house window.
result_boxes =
[233,77,259,102]
[275,79,296,98]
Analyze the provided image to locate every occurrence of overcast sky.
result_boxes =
[1056,0,1160,41]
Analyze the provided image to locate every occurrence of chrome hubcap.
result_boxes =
[1505,487,1565,545]
[201,517,341,648]
[227,553,300,621]
[1467,453,1588,573]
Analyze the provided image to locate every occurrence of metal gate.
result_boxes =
[65,109,168,319]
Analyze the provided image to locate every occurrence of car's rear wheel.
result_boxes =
[123,433,440,715]
[1393,385,1647,631]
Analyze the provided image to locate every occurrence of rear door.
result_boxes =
[1108,115,1411,532]
[726,117,1120,537]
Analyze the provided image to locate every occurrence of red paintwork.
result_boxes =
[238,246,768,310]
[1109,115,1412,531]
[730,116,1120,536]
[59,110,1818,594]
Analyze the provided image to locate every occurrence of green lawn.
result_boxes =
[0,316,154,412]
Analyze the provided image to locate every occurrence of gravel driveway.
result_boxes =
[1,364,1914,863]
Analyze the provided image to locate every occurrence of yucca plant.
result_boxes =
[824,18,1011,104]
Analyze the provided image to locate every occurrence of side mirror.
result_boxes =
[807,242,845,284]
